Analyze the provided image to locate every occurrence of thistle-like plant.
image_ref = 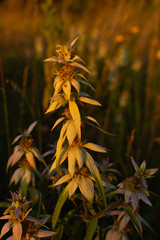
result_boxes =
[7,121,45,195]
[0,192,55,240]
[44,37,108,232]
[43,38,158,240]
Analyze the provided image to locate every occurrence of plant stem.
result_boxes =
[82,194,89,229]
[0,55,11,156]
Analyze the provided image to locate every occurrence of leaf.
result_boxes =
[37,229,55,237]
[85,116,100,127]
[63,80,71,100]
[79,176,94,203]
[1,222,12,238]
[51,117,65,131]
[125,207,142,238]
[87,121,117,136]
[78,79,95,91]
[69,62,90,73]
[83,142,107,153]
[79,96,101,106]
[54,174,71,186]
[52,183,70,229]
[71,79,81,96]
[84,217,98,240]
[67,121,77,145]
[68,149,76,176]
[25,152,36,170]
[69,100,81,140]
[50,147,68,173]
[26,121,37,134]
[69,177,79,197]
[12,134,23,145]
[54,79,63,94]
[11,150,24,166]
[69,36,79,50]
[54,121,68,165]
[13,222,22,240]
[75,147,84,168]
[85,150,106,207]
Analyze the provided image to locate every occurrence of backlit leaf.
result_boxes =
[79,176,94,203]
[51,117,65,131]
[69,100,81,140]
[75,147,84,168]
[54,174,71,186]
[79,96,101,106]
[83,142,107,153]
[13,222,22,240]
[67,120,77,145]
[63,80,71,100]
[68,149,76,176]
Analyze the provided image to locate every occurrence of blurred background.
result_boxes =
[0,0,160,239]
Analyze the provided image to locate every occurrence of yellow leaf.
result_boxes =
[79,176,94,203]
[71,79,80,96]
[54,174,71,186]
[69,177,79,198]
[51,117,65,131]
[69,62,90,73]
[54,78,63,94]
[69,100,81,140]
[67,120,77,145]
[79,97,102,106]
[25,152,36,170]
[69,36,79,49]
[63,80,71,100]
[54,122,68,165]
[83,143,107,153]
[85,116,100,127]
[68,149,76,176]
[75,147,84,169]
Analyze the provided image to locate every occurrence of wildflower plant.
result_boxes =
[0,37,159,240]
[7,121,45,195]
[0,192,54,240]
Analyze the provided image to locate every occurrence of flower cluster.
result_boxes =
[0,192,54,240]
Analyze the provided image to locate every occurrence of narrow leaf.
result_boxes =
[83,142,107,153]
[51,117,65,131]
[52,183,70,229]
[79,96,101,106]
[69,100,81,140]
[84,217,98,240]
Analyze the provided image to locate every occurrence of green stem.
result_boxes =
[0,56,11,156]
[82,194,89,229]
